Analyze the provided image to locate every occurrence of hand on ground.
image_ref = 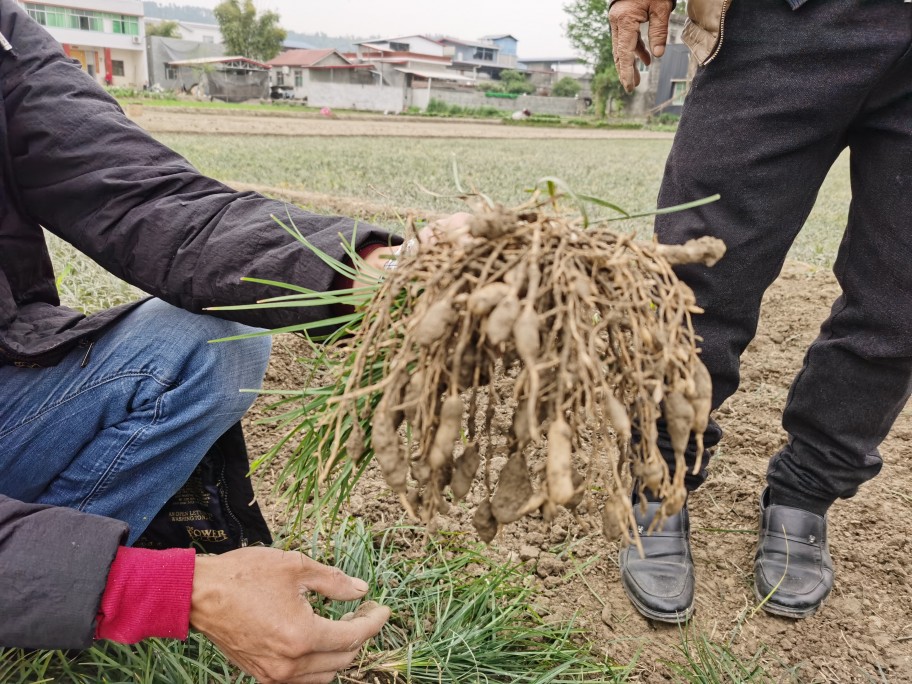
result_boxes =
[608,0,675,92]
[190,547,390,684]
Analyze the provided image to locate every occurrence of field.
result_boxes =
[9,109,911,683]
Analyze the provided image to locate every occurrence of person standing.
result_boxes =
[608,0,912,623]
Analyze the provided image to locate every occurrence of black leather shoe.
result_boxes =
[619,499,695,623]
[753,487,834,618]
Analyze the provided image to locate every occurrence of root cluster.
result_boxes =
[327,202,725,546]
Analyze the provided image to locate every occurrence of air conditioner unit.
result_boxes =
[132,36,142,45]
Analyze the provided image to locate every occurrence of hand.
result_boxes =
[608,0,674,93]
[190,547,390,684]
[361,212,475,272]
[423,212,474,246]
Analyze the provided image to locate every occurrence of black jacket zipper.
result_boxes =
[219,460,249,547]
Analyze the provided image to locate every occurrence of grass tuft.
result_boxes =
[663,629,772,683]
[0,521,622,683]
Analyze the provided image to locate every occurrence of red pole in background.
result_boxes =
[104,47,113,83]
[62,43,71,57]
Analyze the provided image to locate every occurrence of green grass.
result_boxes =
[0,522,625,683]
[155,134,851,268]
[664,630,773,683]
[119,96,321,114]
[47,232,143,313]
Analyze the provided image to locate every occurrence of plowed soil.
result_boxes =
[128,106,675,140]
[244,261,912,682]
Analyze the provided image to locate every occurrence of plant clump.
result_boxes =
[322,198,725,548]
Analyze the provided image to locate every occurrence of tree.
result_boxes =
[498,69,536,95]
[552,76,582,98]
[146,20,182,38]
[213,0,287,63]
[564,0,626,116]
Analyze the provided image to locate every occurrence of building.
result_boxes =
[353,39,473,89]
[164,56,271,102]
[438,35,518,78]
[268,49,376,101]
[170,20,221,44]
[520,57,591,95]
[627,13,693,116]
[355,33,523,83]
[358,35,449,59]
[146,35,224,91]
[482,34,518,59]
[17,0,148,86]
[144,18,222,44]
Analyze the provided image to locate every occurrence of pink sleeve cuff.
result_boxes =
[331,243,391,292]
[95,546,196,644]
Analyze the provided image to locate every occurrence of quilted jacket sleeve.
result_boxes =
[0,0,397,331]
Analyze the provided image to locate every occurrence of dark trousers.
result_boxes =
[656,0,912,510]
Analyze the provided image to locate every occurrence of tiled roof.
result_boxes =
[267,49,341,68]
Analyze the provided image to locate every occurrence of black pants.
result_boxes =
[656,0,912,510]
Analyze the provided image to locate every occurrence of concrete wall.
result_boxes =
[268,77,584,115]
[110,47,146,86]
[419,89,584,116]
[412,88,431,111]
[306,81,407,113]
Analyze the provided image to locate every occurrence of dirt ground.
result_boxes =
[128,107,675,141]
[243,261,912,683]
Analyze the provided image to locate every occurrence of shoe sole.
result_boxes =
[620,574,695,625]
[752,586,823,619]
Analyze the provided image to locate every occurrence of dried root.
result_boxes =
[321,198,725,544]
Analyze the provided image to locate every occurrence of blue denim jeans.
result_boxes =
[0,299,271,544]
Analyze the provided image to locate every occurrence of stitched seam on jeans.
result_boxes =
[0,371,176,441]
[76,392,165,512]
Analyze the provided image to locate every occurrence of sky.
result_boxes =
[185,0,580,58]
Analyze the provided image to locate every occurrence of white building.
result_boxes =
[17,0,148,87]
[357,35,450,59]
[145,18,222,45]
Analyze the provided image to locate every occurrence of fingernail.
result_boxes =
[352,578,369,593]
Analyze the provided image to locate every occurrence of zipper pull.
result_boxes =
[0,31,17,59]
[80,341,95,368]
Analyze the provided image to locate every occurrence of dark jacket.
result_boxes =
[0,0,393,650]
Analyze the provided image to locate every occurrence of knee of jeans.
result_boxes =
[205,332,271,410]
[176,319,272,417]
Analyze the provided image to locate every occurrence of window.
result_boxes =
[473,47,495,61]
[112,60,125,77]
[26,4,137,34]
[671,80,689,106]
[294,71,303,88]
[112,15,140,36]
[25,4,46,25]
[276,72,284,86]
[389,41,410,52]
[69,8,102,32]
[165,65,179,80]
